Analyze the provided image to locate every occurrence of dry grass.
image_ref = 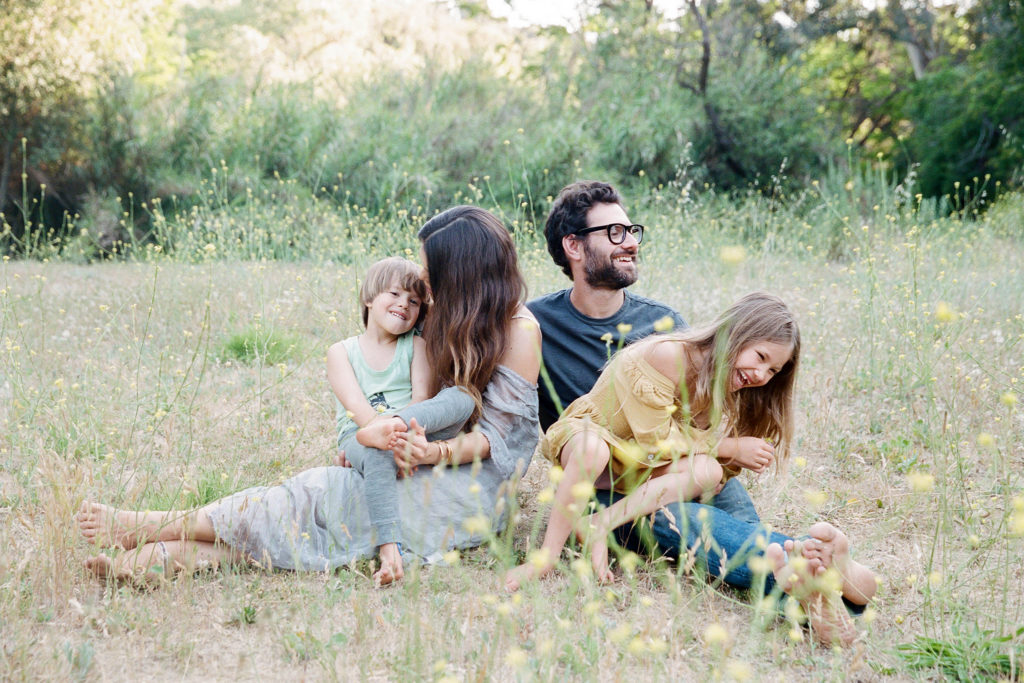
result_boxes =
[1,214,1022,680]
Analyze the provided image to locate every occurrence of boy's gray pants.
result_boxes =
[339,386,475,547]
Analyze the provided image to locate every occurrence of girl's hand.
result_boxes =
[391,418,429,475]
[721,437,775,473]
[334,450,351,467]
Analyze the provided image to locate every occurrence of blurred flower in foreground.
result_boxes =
[528,548,551,570]
[907,471,935,493]
[704,623,730,647]
[506,647,527,668]
[608,623,632,644]
[934,301,956,323]
[462,515,490,534]
[1010,497,1024,537]
[977,432,995,448]
[725,660,753,681]
[571,481,595,500]
[719,245,746,265]
[1001,391,1017,407]
[804,489,827,509]
[653,316,675,332]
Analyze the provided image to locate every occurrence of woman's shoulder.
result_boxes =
[500,305,541,384]
[511,304,538,325]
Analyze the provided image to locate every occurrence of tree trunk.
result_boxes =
[0,134,14,224]
[704,100,748,180]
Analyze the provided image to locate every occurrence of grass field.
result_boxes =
[1,185,1023,680]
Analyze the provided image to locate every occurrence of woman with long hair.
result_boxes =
[77,206,541,583]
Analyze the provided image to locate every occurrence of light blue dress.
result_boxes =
[207,365,539,570]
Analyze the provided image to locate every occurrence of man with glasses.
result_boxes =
[528,180,763,578]
[528,180,683,431]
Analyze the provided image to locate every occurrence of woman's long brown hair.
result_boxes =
[418,206,526,420]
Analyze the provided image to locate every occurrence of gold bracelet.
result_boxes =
[440,440,455,466]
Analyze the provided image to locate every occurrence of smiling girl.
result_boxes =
[507,291,800,588]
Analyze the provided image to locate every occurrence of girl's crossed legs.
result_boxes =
[504,430,722,591]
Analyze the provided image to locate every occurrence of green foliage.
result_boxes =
[221,327,302,365]
[895,0,1024,198]
[896,624,1024,681]
[3,0,1024,256]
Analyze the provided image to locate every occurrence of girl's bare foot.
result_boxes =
[504,559,554,592]
[766,542,858,647]
[373,543,405,587]
[589,536,615,585]
[577,516,615,584]
[356,417,407,450]
[77,502,155,549]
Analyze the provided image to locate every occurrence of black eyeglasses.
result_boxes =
[573,223,645,245]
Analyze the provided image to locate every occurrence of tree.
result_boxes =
[0,0,142,235]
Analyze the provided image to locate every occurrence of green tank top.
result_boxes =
[334,331,415,441]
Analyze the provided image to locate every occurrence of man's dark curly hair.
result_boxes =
[544,180,622,279]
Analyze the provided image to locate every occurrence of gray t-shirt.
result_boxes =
[527,288,687,430]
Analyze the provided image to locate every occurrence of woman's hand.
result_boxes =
[719,437,775,473]
[391,418,429,475]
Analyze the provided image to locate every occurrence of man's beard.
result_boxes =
[583,240,638,289]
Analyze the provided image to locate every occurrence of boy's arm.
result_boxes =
[409,336,430,404]
[326,341,378,428]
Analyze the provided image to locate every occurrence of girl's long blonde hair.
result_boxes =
[672,292,800,459]
[417,206,526,421]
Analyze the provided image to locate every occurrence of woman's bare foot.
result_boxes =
[84,542,172,587]
[766,542,858,647]
[77,502,160,549]
[373,543,405,587]
[356,416,407,450]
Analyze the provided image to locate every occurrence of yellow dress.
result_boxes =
[542,339,728,492]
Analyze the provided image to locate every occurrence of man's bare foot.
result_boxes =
[356,417,407,450]
[84,542,172,588]
[77,502,156,549]
[373,543,405,587]
[804,522,877,605]
[766,542,858,647]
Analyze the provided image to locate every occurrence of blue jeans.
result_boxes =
[595,478,787,594]
[595,479,865,613]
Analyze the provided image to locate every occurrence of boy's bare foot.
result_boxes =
[84,542,172,588]
[766,541,858,647]
[77,502,154,549]
[356,417,407,450]
[373,543,404,587]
